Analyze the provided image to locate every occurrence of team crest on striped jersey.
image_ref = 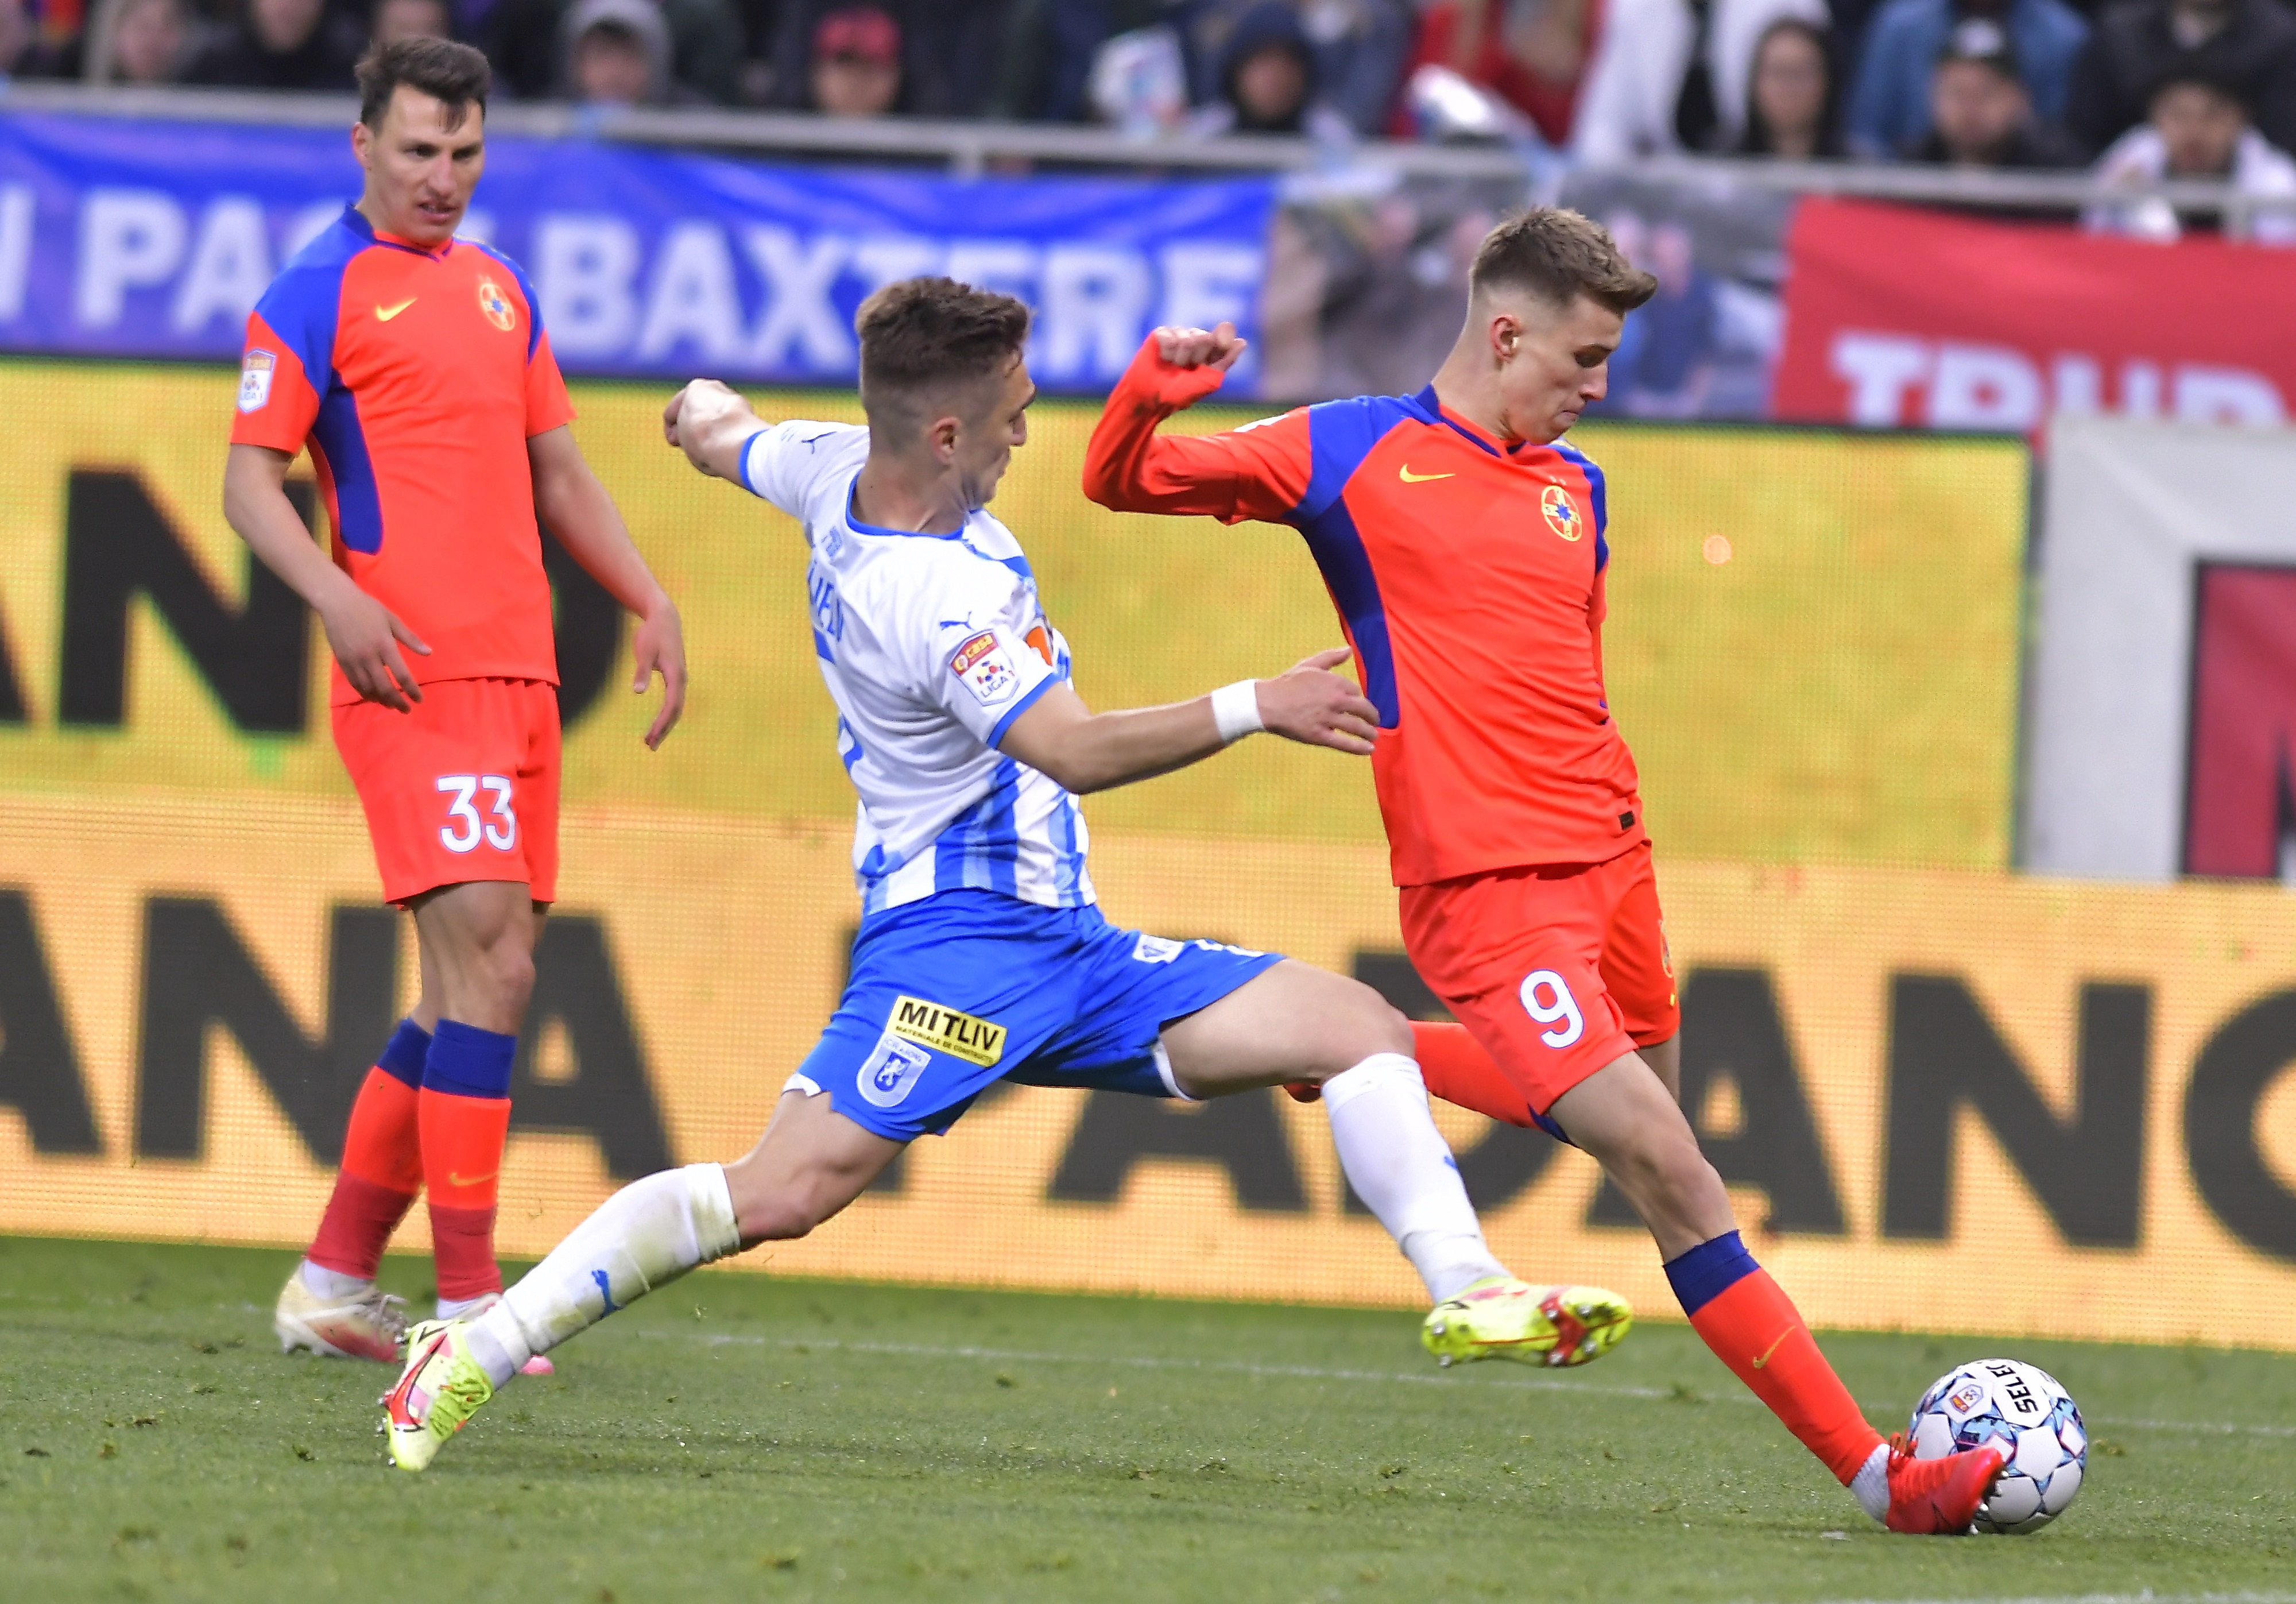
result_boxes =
[1542,484,1583,542]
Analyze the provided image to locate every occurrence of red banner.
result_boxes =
[1773,197,2296,431]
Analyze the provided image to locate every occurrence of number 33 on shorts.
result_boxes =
[436,774,517,853]
[1519,969,1585,1049]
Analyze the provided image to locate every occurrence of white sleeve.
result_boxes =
[735,420,867,517]
[919,565,1061,749]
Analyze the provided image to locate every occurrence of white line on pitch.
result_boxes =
[633,1329,2296,1436]
[1801,1594,2296,1604]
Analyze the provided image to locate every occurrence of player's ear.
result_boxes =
[934,412,969,463]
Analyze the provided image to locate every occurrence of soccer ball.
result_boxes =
[1905,1358,2087,1533]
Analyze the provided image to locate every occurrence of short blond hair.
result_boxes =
[1470,208,1656,314]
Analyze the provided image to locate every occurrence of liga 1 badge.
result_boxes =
[949,629,1020,706]
[237,350,276,413]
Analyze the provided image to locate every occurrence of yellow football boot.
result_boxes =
[1422,1277,1632,1369]
[381,1319,493,1472]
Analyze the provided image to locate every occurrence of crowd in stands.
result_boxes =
[1,0,2291,210]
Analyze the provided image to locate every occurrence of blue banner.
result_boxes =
[0,112,1275,392]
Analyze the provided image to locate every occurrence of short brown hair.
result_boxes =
[357,37,493,132]
[1470,208,1656,315]
[855,276,1032,430]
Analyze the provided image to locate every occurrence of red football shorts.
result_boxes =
[332,677,561,906]
[1399,840,1680,1116]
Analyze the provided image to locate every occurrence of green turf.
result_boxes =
[2,1236,2290,1603]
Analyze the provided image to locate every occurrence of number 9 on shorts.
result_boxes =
[1519,969,1585,1049]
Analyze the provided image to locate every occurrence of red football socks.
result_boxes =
[1411,1022,1536,1127]
[1668,1232,1883,1483]
[304,1022,431,1281]
[419,1020,518,1302]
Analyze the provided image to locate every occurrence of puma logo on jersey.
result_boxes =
[1397,465,1454,483]
[376,299,417,321]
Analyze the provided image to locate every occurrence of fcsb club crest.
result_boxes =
[1542,484,1583,542]
[476,278,516,331]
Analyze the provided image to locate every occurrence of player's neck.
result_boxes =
[1426,355,1523,449]
[852,452,967,536]
[354,195,452,254]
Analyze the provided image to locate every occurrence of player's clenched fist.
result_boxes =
[1255,647,1379,756]
[1152,320,1249,372]
[663,378,760,480]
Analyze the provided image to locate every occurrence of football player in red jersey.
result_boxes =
[222,38,687,1366]
[1083,208,2001,1535]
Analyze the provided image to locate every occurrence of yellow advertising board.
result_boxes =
[12,360,2292,1353]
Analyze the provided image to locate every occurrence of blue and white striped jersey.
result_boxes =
[739,420,1095,915]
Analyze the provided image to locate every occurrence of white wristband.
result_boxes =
[1210,679,1264,744]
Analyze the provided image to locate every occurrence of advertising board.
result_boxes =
[13,362,2290,1352]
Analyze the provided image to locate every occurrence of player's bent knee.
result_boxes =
[1318,975,1412,1058]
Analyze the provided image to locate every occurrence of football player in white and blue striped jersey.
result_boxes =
[378,278,1629,1470]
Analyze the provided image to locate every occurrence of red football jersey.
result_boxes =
[1086,339,1645,886]
[231,206,575,703]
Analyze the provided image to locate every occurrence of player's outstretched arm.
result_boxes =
[222,442,431,712]
[1081,323,1308,524]
[528,427,688,749]
[996,647,1374,795]
[662,378,768,485]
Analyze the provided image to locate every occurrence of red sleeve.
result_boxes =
[1082,335,1313,525]
[525,328,576,437]
[229,311,320,453]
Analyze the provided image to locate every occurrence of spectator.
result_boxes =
[1846,0,2088,156]
[2066,0,2296,157]
[91,0,188,79]
[372,0,448,48]
[183,0,364,88]
[659,0,744,103]
[1608,221,1719,417]
[734,0,779,102]
[1573,0,1831,161]
[0,0,30,73]
[1734,15,1845,154]
[560,0,674,102]
[991,0,1178,121]
[468,0,562,99]
[1183,0,1414,134]
[772,0,1003,117]
[1911,16,2086,160]
[5,0,99,75]
[1183,0,1356,137]
[1088,21,1190,131]
[2090,68,2296,238]
[1401,0,1600,148]
[806,3,897,113]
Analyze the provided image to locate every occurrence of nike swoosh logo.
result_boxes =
[1750,1329,1793,1369]
[1398,465,1454,483]
[376,299,416,321]
[447,1169,497,1188]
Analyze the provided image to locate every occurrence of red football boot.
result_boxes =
[1884,1435,2005,1534]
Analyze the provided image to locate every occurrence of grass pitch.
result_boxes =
[2,1235,2290,1604]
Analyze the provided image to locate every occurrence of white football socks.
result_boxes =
[464,1163,740,1389]
[1851,1442,1891,1521]
[1322,1053,1508,1302]
[299,1260,370,1300]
